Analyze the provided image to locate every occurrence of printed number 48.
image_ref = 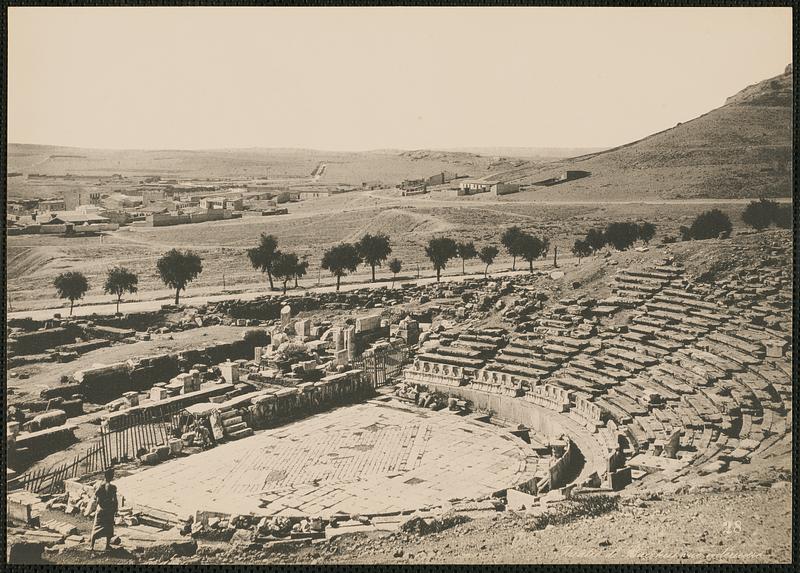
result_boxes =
[723,520,742,534]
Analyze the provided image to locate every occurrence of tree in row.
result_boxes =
[246,234,308,295]
[570,221,656,262]
[741,198,792,231]
[53,248,203,315]
[500,226,550,272]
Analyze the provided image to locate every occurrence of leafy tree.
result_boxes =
[541,237,551,259]
[501,226,524,270]
[742,198,779,230]
[271,251,297,294]
[156,249,203,305]
[604,222,640,251]
[688,209,732,240]
[247,233,279,290]
[103,266,138,314]
[54,271,89,316]
[774,204,793,229]
[425,237,458,281]
[243,329,270,347]
[478,245,499,277]
[572,239,592,263]
[293,256,309,288]
[585,228,606,252]
[456,241,477,274]
[321,243,362,291]
[356,233,392,282]
[388,258,402,287]
[679,225,692,241]
[638,222,657,244]
[517,232,547,272]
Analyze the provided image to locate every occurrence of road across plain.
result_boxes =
[7,260,575,321]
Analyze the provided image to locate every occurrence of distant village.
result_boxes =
[6,173,368,236]
[7,167,591,237]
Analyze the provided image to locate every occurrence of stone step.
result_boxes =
[228,428,254,440]
[224,421,248,434]
[417,352,485,369]
[222,415,244,427]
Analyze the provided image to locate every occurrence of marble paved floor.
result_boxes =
[115,399,539,518]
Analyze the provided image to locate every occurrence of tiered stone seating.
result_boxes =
[402,253,791,488]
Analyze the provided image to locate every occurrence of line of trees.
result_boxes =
[570,221,657,262]
[673,201,789,243]
[59,212,725,313]
[53,248,205,315]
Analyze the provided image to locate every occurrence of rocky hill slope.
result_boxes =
[501,66,793,200]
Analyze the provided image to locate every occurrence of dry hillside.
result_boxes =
[499,66,793,200]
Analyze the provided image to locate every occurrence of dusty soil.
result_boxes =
[44,464,792,565]
[8,325,249,403]
[7,193,788,312]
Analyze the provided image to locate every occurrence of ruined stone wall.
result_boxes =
[8,325,84,355]
[220,297,322,320]
[245,370,371,430]
[68,339,255,403]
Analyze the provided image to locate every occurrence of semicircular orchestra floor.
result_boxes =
[115,399,539,519]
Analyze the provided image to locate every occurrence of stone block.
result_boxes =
[122,391,139,407]
[764,340,786,358]
[168,438,183,455]
[355,314,381,333]
[294,319,311,337]
[219,361,240,384]
[7,421,21,437]
[150,385,168,401]
[7,540,45,564]
[335,349,349,367]
[506,488,538,510]
[608,466,632,491]
[7,492,35,525]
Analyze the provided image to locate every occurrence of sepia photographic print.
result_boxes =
[4,5,795,566]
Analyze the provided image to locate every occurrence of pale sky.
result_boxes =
[8,7,792,151]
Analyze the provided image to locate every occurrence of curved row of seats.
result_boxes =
[404,256,791,488]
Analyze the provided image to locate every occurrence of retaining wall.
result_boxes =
[244,369,370,429]
[416,381,611,486]
[69,339,255,403]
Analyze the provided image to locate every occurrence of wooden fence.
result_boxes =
[9,403,185,496]
[353,344,411,388]
[11,440,107,496]
[101,402,184,464]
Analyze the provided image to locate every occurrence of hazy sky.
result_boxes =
[8,7,792,151]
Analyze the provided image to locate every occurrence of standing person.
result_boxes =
[90,467,119,552]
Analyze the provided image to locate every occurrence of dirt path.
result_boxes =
[363,191,793,208]
[8,260,574,320]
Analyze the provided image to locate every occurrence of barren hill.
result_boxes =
[498,66,793,200]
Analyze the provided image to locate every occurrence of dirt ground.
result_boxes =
[8,325,249,404]
[7,194,786,312]
[44,462,792,565]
